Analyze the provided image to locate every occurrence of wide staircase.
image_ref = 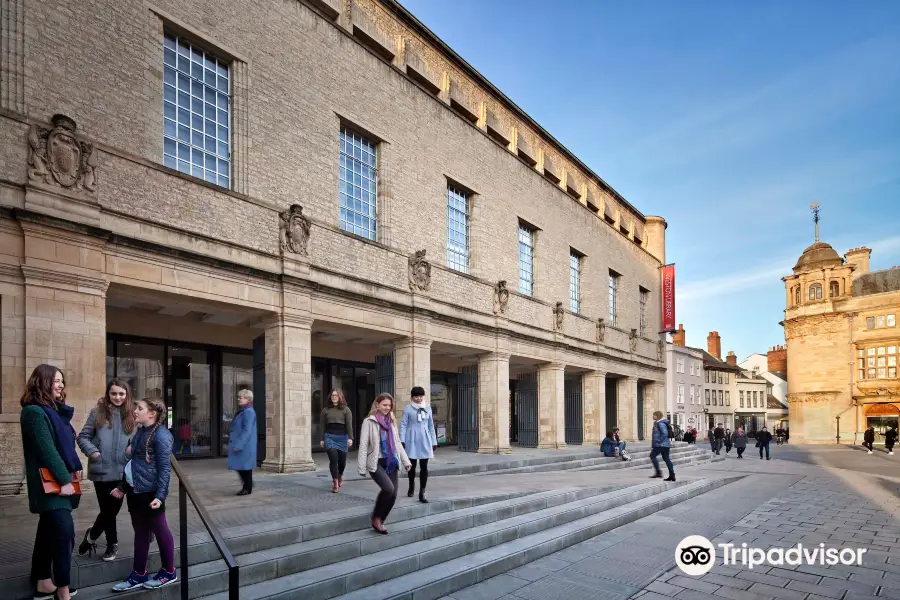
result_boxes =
[53,470,739,600]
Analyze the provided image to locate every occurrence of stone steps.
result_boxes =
[478,444,706,475]
[198,477,739,600]
[5,492,527,600]
[54,487,615,600]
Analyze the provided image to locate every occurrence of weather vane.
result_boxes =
[810,202,820,242]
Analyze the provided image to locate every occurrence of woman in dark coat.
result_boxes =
[732,428,748,458]
[20,364,81,600]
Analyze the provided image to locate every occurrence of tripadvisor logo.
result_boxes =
[675,536,868,576]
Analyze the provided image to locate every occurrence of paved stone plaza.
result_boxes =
[1,444,898,599]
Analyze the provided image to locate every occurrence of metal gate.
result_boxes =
[458,365,479,452]
[564,375,583,445]
[637,383,645,441]
[516,372,539,448]
[375,353,394,397]
[605,377,618,433]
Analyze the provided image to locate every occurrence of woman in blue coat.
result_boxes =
[227,389,257,495]
[399,386,437,503]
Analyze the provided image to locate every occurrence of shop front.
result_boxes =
[864,403,899,445]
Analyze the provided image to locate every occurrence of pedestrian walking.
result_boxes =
[111,397,178,591]
[320,390,354,493]
[714,423,725,455]
[863,426,875,454]
[723,428,733,454]
[77,378,135,562]
[227,389,257,496]
[707,427,716,453]
[357,393,411,534]
[649,411,676,482]
[885,425,897,456]
[400,386,438,503]
[601,431,629,460]
[20,364,81,600]
[756,426,773,460]
[733,428,748,458]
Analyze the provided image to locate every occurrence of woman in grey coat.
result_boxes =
[77,378,135,561]
[732,427,748,459]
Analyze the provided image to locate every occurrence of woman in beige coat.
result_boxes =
[357,393,411,534]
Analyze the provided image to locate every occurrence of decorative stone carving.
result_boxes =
[786,391,840,404]
[28,114,97,193]
[279,204,311,257]
[657,339,664,362]
[596,318,606,343]
[552,302,564,331]
[629,328,638,352]
[783,314,844,340]
[492,280,509,315]
[408,249,431,291]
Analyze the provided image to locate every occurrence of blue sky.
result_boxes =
[401,0,900,361]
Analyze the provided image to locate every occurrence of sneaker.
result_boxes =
[143,568,178,589]
[101,543,118,562]
[77,528,96,557]
[112,571,148,592]
[868,450,873,455]
[890,451,895,455]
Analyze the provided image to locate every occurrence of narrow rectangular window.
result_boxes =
[339,127,378,240]
[639,287,649,336]
[718,373,723,384]
[518,223,535,296]
[705,371,710,383]
[689,362,694,376]
[446,186,469,273]
[705,389,710,405]
[163,33,231,188]
[718,390,723,406]
[689,386,695,404]
[569,250,582,313]
[725,373,730,384]
[740,391,744,407]
[608,271,619,326]
[725,391,730,406]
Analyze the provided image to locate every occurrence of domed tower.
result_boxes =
[781,211,856,443]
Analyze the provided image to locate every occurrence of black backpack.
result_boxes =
[658,420,675,440]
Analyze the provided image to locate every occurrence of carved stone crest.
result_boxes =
[629,328,638,352]
[408,250,432,291]
[28,114,97,193]
[552,302,564,331]
[596,318,606,343]
[279,204,311,257]
[492,280,509,315]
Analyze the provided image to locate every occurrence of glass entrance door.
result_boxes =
[221,352,254,455]
[168,346,212,457]
[867,416,899,444]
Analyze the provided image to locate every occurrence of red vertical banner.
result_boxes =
[661,264,676,333]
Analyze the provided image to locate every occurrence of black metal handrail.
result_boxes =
[171,456,239,600]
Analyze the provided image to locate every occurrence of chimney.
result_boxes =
[673,323,686,347]
[844,247,871,282]
[767,344,787,375]
[707,331,722,360]
[726,351,737,366]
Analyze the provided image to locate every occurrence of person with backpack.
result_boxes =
[649,411,675,482]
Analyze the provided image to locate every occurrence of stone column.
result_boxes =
[582,371,606,445]
[618,376,639,441]
[644,382,660,440]
[477,352,511,454]
[260,314,316,473]
[394,337,431,415]
[537,362,566,449]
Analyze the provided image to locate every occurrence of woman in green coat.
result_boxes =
[20,364,82,600]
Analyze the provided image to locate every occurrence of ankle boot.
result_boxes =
[665,474,676,482]
[419,490,429,503]
[407,479,415,498]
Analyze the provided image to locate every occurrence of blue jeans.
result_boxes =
[758,442,770,459]
[650,447,674,476]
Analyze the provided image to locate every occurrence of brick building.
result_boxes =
[783,241,900,444]
[0,0,668,493]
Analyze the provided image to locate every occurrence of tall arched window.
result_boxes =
[809,283,823,301]
[830,280,840,298]
[794,286,801,306]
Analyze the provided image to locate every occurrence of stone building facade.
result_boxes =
[783,242,900,444]
[0,0,667,493]
[665,325,704,431]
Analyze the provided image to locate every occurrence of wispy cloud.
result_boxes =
[678,262,793,302]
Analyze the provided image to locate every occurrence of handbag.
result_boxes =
[39,468,82,496]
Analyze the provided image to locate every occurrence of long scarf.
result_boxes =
[40,401,82,473]
[374,413,397,473]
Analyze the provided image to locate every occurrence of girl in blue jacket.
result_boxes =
[111,397,177,592]
[400,386,437,503]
